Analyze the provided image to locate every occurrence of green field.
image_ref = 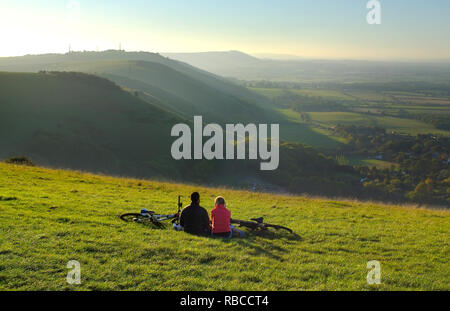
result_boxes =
[248,87,286,99]
[0,162,449,290]
[292,89,355,100]
[347,156,398,169]
[279,109,346,149]
[249,86,450,149]
[307,112,450,136]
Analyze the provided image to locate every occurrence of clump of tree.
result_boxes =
[411,113,450,131]
[4,156,35,166]
[258,142,362,198]
[334,125,449,205]
[271,91,348,112]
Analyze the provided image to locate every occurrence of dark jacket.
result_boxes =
[179,203,210,236]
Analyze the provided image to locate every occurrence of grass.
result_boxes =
[248,87,286,99]
[343,90,394,102]
[278,109,346,149]
[0,162,449,291]
[291,89,355,100]
[347,156,398,169]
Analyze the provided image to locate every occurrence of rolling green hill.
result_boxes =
[1,53,447,205]
[1,51,367,147]
[0,71,191,179]
[0,51,273,124]
[0,162,448,290]
[0,71,364,197]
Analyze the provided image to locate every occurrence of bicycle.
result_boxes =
[230,217,293,234]
[120,195,294,234]
[120,195,182,228]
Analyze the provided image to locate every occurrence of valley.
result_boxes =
[0,51,449,206]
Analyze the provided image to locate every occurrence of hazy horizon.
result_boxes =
[1,0,450,61]
[2,49,450,64]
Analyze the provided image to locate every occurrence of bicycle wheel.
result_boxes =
[263,223,293,234]
[120,213,166,228]
[230,219,259,230]
[120,213,147,222]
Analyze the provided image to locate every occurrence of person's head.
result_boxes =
[190,192,200,204]
[214,196,226,207]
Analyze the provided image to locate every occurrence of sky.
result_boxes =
[1,0,450,60]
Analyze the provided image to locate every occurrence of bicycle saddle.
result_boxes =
[251,217,264,223]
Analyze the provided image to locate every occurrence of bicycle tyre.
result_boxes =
[120,213,166,229]
[263,223,293,234]
[120,213,146,222]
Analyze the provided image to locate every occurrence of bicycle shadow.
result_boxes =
[125,217,302,261]
[242,229,302,242]
[216,230,302,261]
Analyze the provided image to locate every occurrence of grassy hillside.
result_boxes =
[1,52,377,147]
[0,162,448,290]
[0,71,189,179]
[0,71,368,199]
[0,51,273,124]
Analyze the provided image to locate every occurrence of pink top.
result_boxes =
[211,204,231,234]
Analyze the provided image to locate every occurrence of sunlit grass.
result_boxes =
[0,163,448,290]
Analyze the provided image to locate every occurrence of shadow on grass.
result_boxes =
[215,230,302,261]
[121,217,302,260]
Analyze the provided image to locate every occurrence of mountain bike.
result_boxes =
[230,217,293,234]
[120,195,182,228]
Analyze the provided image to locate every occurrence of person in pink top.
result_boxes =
[211,196,245,238]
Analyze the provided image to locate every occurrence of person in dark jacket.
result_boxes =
[179,192,210,236]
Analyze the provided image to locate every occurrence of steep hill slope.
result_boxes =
[0,51,272,123]
[0,71,366,197]
[0,162,448,290]
[68,60,271,123]
[163,50,260,73]
[0,71,188,178]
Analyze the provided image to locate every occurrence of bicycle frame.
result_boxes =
[139,195,182,224]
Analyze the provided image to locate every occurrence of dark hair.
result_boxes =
[190,192,200,203]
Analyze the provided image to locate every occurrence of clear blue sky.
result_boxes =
[1,0,449,60]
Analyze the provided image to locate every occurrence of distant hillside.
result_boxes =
[0,70,369,199]
[0,51,272,123]
[163,50,260,73]
[252,53,305,60]
[0,71,193,179]
[161,51,450,83]
[1,71,447,205]
[0,71,354,193]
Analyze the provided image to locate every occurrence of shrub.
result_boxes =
[4,156,35,166]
